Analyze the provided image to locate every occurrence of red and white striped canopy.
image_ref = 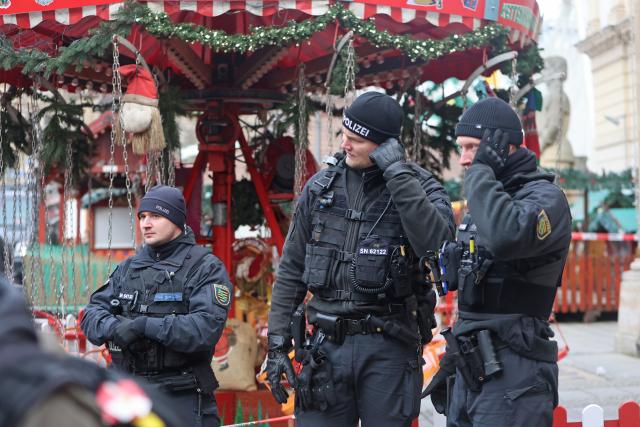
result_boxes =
[0,0,540,43]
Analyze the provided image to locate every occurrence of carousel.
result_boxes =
[0,0,543,424]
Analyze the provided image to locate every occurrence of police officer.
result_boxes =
[266,91,455,427]
[0,275,185,427]
[421,97,572,427]
[81,185,232,427]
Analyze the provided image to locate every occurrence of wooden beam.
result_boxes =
[234,46,285,89]
[166,38,211,90]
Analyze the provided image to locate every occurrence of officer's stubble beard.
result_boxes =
[140,217,182,247]
[341,128,378,169]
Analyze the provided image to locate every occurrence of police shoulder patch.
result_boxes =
[213,284,231,307]
[537,209,552,240]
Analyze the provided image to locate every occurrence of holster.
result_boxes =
[295,332,336,412]
[192,362,219,394]
[314,312,345,345]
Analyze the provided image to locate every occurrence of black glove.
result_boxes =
[112,316,147,349]
[473,128,510,176]
[369,138,406,172]
[421,352,456,414]
[266,335,297,404]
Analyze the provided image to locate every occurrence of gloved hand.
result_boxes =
[266,335,297,404]
[112,316,147,349]
[369,138,406,172]
[421,352,456,414]
[473,128,510,176]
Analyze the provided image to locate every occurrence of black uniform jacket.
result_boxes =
[455,148,572,362]
[81,227,232,355]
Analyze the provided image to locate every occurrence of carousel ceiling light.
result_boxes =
[376,54,384,65]
[71,78,79,87]
[100,83,108,93]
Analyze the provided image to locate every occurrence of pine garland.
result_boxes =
[0,1,514,77]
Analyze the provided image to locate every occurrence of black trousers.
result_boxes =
[295,333,423,427]
[447,346,558,427]
[167,389,220,427]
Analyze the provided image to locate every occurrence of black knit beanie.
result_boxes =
[138,185,186,230]
[455,97,524,145]
[342,92,403,144]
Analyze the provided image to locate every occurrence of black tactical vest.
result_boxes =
[455,214,562,319]
[304,160,417,303]
[110,245,211,375]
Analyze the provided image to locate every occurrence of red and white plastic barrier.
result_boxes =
[572,232,638,242]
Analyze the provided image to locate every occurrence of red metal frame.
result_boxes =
[181,106,286,317]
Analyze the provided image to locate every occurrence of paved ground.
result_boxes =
[552,321,640,421]
[419,321,640,425]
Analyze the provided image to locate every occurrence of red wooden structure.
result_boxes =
[554,238,636,316]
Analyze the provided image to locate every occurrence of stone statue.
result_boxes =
[539,56,576,169]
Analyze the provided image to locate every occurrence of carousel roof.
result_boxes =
[0,0,541,110]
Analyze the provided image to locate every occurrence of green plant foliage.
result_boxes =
[0,110,29,170]
[400,87,461,178]
[551,168,634,191]
[232,178,264,230]
[159,86,187,152]
[444,179,463,202]
[330,46,360,96]
[38,101,92,186]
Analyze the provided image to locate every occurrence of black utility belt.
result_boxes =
[313,312,382,344]
[312,311,418,347]
[315,289,406,306]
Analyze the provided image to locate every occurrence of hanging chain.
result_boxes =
[15,135,24,260]
[168,148,176,186]
[0,93,13,282]
[120,51,136,248]
[0,95,11,279]
[158,148,166,185]
[412,88,423,163]
[155,150,164,185]
[325,92,334,156]
[343,39,357,106]
[56,142,71,317]
[294,64,308,198]
[107,36,123,272]
[86,145,93,292]
[122,125,136,248]
[509,56,519,107]
[26,92,41,306]
[8,140,20,282]
[145,152,156,192]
